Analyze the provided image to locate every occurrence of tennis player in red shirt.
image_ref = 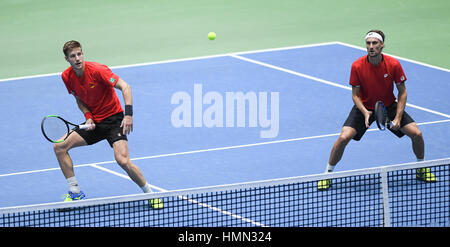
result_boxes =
[54,40,162,208]
[318,30,435,190]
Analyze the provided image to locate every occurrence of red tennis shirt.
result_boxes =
[349,54,407,110]
[62,61,123,123]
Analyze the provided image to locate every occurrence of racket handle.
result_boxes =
[79,124,93,130]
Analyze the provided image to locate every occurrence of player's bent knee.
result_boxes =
[115,155,130,169]
[53,143,67,155]
[402,123,423,139]
[411,129,423,140]
[404,124,423,140]
[53,133,86,155]
[338,131,354,144]
[339,127,356,143]
[338,135,350,144]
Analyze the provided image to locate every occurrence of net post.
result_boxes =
[380,167,391,227]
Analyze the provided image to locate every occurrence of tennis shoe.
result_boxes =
[416,168,437,182]
[317,179,332,191]
[63,191,86,202]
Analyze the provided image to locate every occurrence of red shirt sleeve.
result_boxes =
[392,60,407,84]
[349,62,360,87]
[95,64,120,87]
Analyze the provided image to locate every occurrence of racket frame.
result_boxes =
[41,115,92,143]
[374,101,393,131]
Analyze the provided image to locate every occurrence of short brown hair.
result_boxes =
[63,40,82,56]
[366,29,385,42]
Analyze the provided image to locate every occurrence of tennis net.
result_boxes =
[1,158,449,227]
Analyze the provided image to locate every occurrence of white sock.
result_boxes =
[67,176,80,194]
[141,183,153,193]
[325,163,335,173]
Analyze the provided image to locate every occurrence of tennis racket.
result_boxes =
[374,101,394,131]
[41,115,93,143]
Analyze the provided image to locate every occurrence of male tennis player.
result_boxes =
[54,40,162,208]
[318,30,435,190]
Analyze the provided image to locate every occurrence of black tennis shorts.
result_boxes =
[343,102,415,141]
[74,112,127,147]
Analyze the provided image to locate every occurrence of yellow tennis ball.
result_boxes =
[208,32,216,40]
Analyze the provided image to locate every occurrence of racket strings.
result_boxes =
[42,117,69,142]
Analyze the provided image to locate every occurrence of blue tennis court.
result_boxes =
[0,42,449,209]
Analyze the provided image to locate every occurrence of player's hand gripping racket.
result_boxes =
[41,115,93,143]
[374,101,394,131]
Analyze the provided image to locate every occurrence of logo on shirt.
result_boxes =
[109,77,116,84]
[89,82,96,88]
[384,74,388,78]
[400,75,405,81]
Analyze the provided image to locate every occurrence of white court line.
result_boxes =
[0,42,337,83]
[2,42,448,118]
[1,41,448,82]
[336,41,450,73]
[1,118,449,178]
[1,120,449,226]
[90,163,267,227]
[231,54,450,119]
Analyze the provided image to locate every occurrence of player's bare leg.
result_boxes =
[53,131,87,179]
[113,140,164,208]
[318,127,357,190]
[328,126,357,167]
[401,122,424,159]
[53,131,88,200]
[113,140,148,188]
[401,122,435,182]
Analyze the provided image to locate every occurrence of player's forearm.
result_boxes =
[353,96,367,114]
[75,96,90,114]
[115,79,133,106]
[121,83,133,106]
[75,96,94,122]
[396,88,407,120]
[351,87,369,115]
